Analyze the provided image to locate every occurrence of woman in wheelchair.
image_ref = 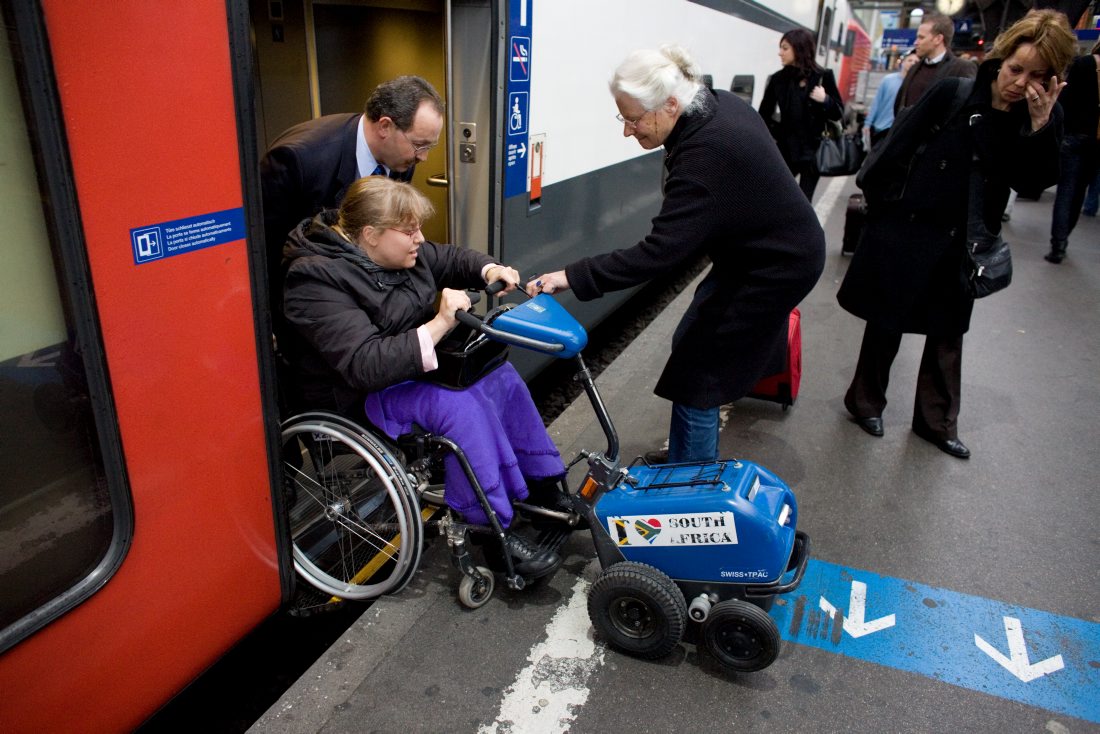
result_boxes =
[281,176,564,578]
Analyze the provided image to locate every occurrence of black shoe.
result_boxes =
[912,426,970,459]
[1045,240,1067,264]
[853,416,884,437]
[503,533,562,578]
[524,478,570,512]
[643,448,669,464]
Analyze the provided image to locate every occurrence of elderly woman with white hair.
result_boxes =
[528,45,825,462]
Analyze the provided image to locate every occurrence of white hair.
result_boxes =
[609,44,704,114]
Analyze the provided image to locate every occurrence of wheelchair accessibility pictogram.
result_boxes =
[507,92,527,136]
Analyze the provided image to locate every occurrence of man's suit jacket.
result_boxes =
[259,113,415,313]
[894,52,977,115]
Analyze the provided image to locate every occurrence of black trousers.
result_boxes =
[787,159,821,202]
[845,322,963,440]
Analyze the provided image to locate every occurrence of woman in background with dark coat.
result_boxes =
[527,45,825,464]
[758,28,844,201]
[838,10,1075,459]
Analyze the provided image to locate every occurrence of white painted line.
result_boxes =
[813,175,849,230]
[479,563,605,733]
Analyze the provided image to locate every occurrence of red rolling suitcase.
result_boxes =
[747,308,801,410]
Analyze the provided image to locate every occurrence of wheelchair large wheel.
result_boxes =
[588,561,686,660]
[701,598,781,672]
[281,415,422,600]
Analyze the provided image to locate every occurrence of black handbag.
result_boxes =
[428,321,509,389]
[816,120,865,177]
[965,234,1012,298]
[964,153,1012,298]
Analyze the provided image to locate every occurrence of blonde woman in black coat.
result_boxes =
[758,28,844,201]
[527,45,825,463]
[838,10,1075,459]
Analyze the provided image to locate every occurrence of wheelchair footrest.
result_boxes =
[531,525,572,556]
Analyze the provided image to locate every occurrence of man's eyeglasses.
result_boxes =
[615,110,651,130]
[398,127,438,155]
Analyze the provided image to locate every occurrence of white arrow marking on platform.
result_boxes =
[819,580,896,638]
[974,616,1064,682]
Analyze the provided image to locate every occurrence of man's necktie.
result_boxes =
[371,164,386,177]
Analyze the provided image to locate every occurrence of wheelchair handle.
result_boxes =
[465,278,507,307]
[454,309,565,353]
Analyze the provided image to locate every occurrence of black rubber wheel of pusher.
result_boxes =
[588,562,686,660]
[702,598,781,672]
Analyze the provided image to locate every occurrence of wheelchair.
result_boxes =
[279,309,581,610]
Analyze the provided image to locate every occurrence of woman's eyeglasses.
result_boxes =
[615,110,651,130]
[391,226,422,239]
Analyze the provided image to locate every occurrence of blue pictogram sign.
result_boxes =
[510,36,530,82]
[130,207,245,265]
[504,0,533,199]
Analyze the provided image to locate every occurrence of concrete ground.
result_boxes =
[250,178,1100,734]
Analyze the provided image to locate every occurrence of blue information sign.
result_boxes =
[131,207,245,265]
[772,559,1100,724]
[504,0,532,199]
[881,28,917,50]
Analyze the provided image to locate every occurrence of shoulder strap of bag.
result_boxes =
[931,77,974,136]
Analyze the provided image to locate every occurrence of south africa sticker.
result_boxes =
[606,511,737,547]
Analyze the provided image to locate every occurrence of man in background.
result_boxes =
[866,51,919,148]
[895,13,976,113]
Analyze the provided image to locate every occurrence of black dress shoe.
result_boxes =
[503,533,562,578]
[912,426,970,459]
[853,416,884,437]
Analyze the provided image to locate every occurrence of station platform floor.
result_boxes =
[250,177,1100,733]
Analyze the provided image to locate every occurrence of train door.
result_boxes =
[0,2,288,731]
[250,0,498,252]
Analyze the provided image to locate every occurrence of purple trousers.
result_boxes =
[364,362,564,527]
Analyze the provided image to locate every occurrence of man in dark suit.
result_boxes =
[894,13,976,113]
[260,75,445,313]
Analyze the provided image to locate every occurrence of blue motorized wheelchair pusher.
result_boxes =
[452,286,810,672]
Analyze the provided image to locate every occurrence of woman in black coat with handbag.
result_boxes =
[758,28,844,201]
[837,10,1075,459]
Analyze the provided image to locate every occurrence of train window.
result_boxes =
[0,4,130,652]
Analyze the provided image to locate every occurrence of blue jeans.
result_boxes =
[1051,135,1100,244]
[1084,168,1100,216]
[668,403,719,463]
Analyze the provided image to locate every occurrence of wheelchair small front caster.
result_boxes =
[458,566,495,609]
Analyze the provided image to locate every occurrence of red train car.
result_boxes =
[0,2,289,731]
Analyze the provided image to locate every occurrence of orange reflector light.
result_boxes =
[580,477,598,499]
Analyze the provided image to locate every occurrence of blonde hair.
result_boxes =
[988,9,1076,81]
[609,44,704,114]
[338,177,434,237]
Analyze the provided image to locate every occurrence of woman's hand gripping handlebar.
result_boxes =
[455,281,565,354]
